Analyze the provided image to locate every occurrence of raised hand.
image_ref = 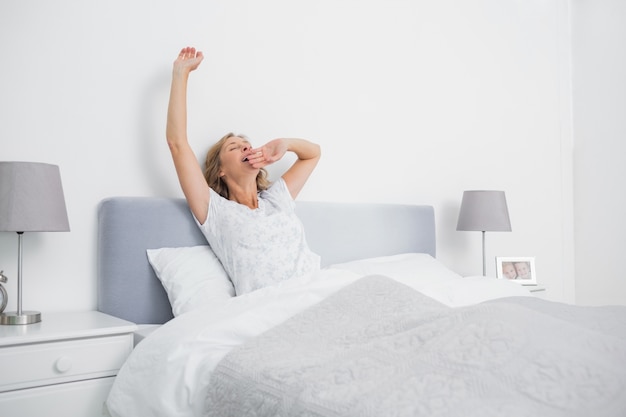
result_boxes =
[173,46,204,75]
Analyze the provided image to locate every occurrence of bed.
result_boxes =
[98,197,626,417]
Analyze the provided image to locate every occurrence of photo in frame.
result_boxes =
[496,257,537,285]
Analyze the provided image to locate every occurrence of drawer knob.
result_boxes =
[55,356,73,373]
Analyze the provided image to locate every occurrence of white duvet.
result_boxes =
[106,254,532,417]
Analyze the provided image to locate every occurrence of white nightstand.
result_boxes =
[0,311,136,417]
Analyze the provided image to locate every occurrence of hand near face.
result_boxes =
[247,139,288,168]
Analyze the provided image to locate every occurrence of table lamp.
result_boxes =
[456,190,511,276]
[0,162,70,325]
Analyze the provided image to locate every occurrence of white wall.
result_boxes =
[0,0,579,313]
[572,0,626,305]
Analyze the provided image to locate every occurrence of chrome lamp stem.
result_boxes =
[481,230,486,277]
[0,232,42,325]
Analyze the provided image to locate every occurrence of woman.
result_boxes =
[166,46,321,295]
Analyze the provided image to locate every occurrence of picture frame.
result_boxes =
[496,257,537,285]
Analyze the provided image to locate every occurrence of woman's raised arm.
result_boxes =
[166,47,210,224]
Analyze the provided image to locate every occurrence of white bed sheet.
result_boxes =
[106,254,531,417]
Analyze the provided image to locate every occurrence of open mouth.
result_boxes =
[242,151,261,163]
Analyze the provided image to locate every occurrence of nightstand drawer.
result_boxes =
[0,334,132,392]
[0,377,115,417]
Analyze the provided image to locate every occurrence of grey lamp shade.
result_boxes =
[456,190,511,232]
[0,162,70,232]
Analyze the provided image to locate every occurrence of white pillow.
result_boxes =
[147,245,235,316]
[328,253,462,290]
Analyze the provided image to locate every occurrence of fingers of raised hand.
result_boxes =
[178,47,202,61]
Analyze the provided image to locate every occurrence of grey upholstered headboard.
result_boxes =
[97,197,436,324]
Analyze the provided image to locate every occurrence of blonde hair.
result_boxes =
[203,132,270,199]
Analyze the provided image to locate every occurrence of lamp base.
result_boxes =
[0,311,42,325]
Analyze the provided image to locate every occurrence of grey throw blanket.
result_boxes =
[206,275,626,417]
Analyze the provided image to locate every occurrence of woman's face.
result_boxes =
[219,136,258,178]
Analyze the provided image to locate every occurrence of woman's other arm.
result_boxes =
[248,138,321,199]
[166,47,210,224]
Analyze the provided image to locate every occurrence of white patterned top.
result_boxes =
[196,178,320,295]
